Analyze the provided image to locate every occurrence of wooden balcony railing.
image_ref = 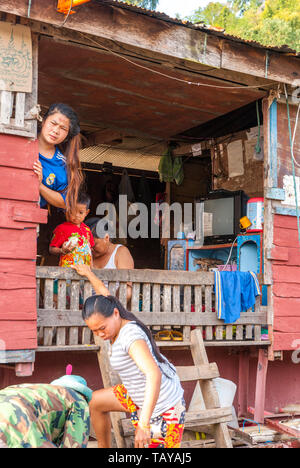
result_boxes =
[36,267,270,352]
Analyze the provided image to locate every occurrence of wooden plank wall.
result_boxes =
[272,215,300,350]
[0,135,47,350]
[271,102,300,351]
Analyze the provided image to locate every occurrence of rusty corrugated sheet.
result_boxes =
[80,137,165,171]
[95,0,299,55]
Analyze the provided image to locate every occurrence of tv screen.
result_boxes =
[196,190,248,245]
[204,197,234,237]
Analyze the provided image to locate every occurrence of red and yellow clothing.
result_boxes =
[113,384,185,448]
[50,222,94,267]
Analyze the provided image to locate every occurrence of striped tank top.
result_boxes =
[109,322,184,418]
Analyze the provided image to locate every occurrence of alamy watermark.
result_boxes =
[94,195,205,241]
[291,339,300,364]
[291,80,300,105]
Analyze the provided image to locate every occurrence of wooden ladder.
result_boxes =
[94,328,233,448]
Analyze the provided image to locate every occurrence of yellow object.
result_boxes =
[57,0,91,15]
[154,330,183,342]
[240,216,252,231]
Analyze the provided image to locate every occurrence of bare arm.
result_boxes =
[39,184,66,209]
[49,242,74,256]
[128,340,162,448]
[33,160,66,209]
[70,264,109,296]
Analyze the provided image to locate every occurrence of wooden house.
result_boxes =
[0,0,300,431]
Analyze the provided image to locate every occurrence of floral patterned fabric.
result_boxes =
[113,384,185,448]
[50,222,94,267]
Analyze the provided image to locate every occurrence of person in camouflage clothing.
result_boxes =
[0,373,92,449]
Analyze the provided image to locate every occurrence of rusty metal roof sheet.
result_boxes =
[80,136,165,171]
[95,0,299,56]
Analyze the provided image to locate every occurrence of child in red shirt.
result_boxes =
[50,193,94,267]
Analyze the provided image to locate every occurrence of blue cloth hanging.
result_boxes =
[214,271,261,324]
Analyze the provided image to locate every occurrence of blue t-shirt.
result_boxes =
[39,147,68,208]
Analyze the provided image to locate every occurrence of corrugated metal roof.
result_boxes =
[95,0,299,55]
[80,137,166,171]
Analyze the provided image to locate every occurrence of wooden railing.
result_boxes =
[36,267,270,352]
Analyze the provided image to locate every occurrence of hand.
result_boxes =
[33,160,43,185]
[70,264,92,277]
[61,241,74,255]
[134,423,151,449]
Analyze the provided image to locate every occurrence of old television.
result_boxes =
[196,190,248,245]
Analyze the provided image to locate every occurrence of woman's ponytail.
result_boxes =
[65,133,84,215]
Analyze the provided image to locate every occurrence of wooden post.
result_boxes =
[190,329,233,448]
[238,351,249,417]
[15,362,34,377]
[94,335,127,448]
[254,348,269,423]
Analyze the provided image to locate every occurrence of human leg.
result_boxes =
[89,386,129,448]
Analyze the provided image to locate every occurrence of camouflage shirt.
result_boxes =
[0,384,90,448]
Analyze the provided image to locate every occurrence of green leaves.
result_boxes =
[187,0,300,52]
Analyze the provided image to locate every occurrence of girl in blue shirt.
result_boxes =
[33,103,83,215]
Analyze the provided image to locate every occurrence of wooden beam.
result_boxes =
[85,129,123,146]
[0,349,35,364]
[22,17,273,91]
[254,349,269,424]
[82,162,159,179]
[36,266,216,285]
[1,1,299,85]
[265,418,300,439]
[238,351,250,417]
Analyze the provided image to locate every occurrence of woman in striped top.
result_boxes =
[72,264,185,449]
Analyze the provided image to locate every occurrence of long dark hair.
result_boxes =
[83,295,175,377]
[43,103,84,215]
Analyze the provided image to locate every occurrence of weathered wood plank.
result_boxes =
[121,407,233,436]
[43,279,54,346]
[37,345,99,352]
[0,321,37,350]
[3,2,299,85]
[36,266,215,285]
[0,349,35,364]
[176,363,219,382]
[130,282,140,312]
[0,289,36,320]
[0,166,39,203]
[69,281,80,345]
[15,92,25,127]
[0,91,12,125]
[37,310,267,327]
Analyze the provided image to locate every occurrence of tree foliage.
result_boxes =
[187,0,300,52]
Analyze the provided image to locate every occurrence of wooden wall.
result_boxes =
[270,102,300,351]
[213,128,264,198]
[272,215,300,350]
[0,135,47,350]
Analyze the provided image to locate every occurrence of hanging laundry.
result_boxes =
[173,157,184,186]
[119,169,135,203]
[158,147,174,183]
[214,271,261,324]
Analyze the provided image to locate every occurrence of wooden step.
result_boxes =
[121,407,233,437]
[176,363,219,382]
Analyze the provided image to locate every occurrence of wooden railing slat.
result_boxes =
[36,267,270,350]
[37,310,268,327]
[36,267,215,285]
